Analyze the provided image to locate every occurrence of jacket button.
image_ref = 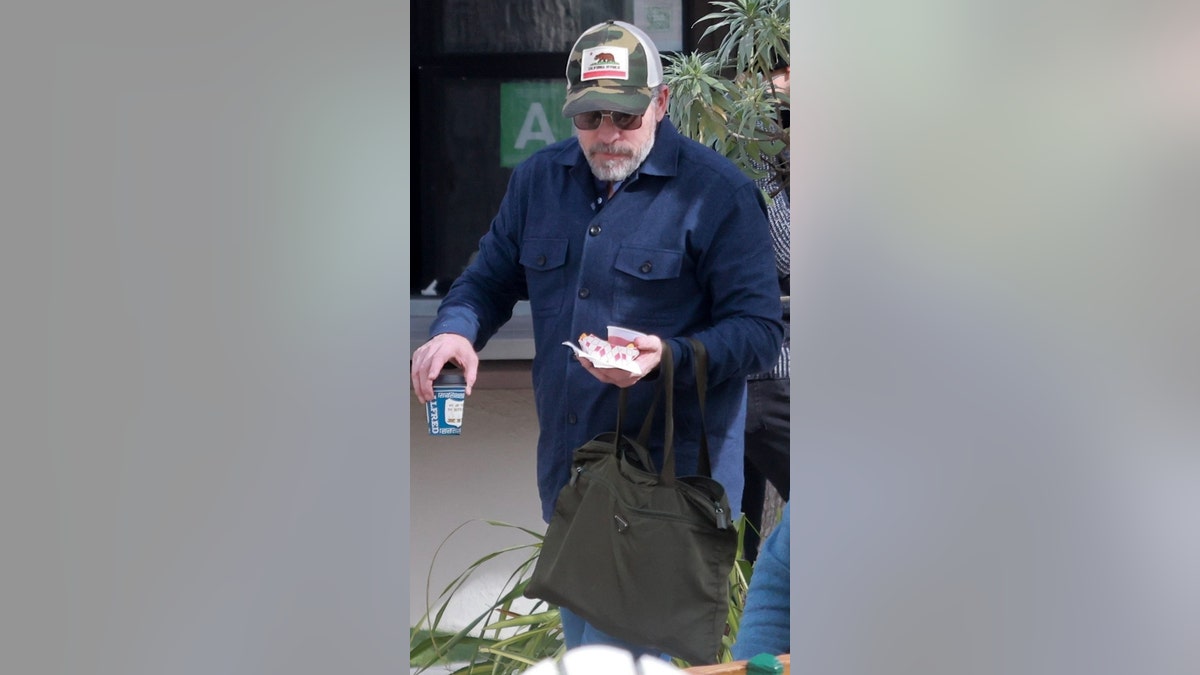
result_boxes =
[568,413,577,424]
[588,225,601,236]
[536,254,546,266]
[640,261,652,274]
[578,288,590,299]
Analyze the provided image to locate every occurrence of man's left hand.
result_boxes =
[576,335,664,388]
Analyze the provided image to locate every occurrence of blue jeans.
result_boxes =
[558,606,667,659]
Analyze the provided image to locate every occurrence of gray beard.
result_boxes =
[585,121,656,182]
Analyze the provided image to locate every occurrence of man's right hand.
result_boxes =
[410,333,479,403]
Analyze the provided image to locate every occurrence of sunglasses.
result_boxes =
[572,110,644,131]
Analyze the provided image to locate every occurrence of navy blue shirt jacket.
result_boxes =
[430,118,785,522]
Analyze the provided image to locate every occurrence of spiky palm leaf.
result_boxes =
[665,0,790,190]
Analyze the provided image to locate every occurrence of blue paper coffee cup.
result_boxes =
[426,371,466,436]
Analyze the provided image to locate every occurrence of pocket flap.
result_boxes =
[519,238,569,271]
[614,246,683,281]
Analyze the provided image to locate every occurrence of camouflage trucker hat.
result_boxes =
[562,20,663,117]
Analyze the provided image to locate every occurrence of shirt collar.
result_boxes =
[636,117,681,178]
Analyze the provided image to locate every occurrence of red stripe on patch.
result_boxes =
[582,69,628,80]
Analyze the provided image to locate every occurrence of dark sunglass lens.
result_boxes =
[611,112,637,129]
[573,111,601,130]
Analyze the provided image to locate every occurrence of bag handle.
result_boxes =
[613,340,672,445]
[687,337,713,478]
[615,341,676,485]
[657,341,677,485]
[657,339,718,482]
[614,338,714,484]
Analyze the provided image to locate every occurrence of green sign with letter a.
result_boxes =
[500,81,573,168]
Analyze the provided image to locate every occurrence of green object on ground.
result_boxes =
[747,652,783,674]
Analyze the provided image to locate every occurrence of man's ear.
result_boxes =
[655,86,670,121]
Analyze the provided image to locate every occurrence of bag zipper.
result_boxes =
[574,463,731,528]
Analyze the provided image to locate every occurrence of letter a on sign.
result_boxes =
[500,81,571,168]
[515,102,556,150]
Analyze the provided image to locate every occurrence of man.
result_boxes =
[410,20,783,656]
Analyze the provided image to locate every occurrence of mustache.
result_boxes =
[587,143,635,158]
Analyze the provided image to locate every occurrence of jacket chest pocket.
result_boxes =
[612,246,690,327]
[520,238,570,317]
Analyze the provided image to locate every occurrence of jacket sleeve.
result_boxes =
[667,179,785,386]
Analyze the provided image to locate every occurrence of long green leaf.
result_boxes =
[483,610,560,631]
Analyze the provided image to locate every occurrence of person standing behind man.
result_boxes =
[732,504,791,660]
[742,60,792,561]
[410,20,784,658]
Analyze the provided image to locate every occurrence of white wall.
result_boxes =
[409,387,546,632]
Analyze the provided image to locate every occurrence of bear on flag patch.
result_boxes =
[581,46,630,81]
